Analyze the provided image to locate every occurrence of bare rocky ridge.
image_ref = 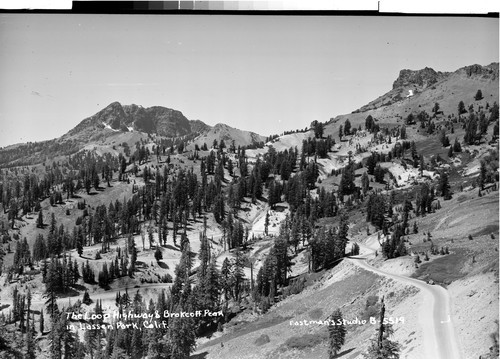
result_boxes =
[67,101,195,137]
[392,67,449,90]
[353,63,498,115]
[63,102,264,148]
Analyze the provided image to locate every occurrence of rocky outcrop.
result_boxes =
[392,67,449,90]
[458,63,499,80]
[68,102,206,138]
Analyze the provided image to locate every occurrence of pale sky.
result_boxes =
[0,14,498,147]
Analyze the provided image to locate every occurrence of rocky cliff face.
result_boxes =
[392,67,450,90]
[457,63,499,80]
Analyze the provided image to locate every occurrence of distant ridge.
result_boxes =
[67,102,198,138]
[350,62,499,115]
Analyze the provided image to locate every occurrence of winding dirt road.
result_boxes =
[349,241,463,359]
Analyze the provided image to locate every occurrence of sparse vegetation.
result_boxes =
[0,56,497,359]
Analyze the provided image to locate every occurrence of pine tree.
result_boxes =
[168,303,197,359]
[438,171,452,200]
[48,313,62,359]
[328,308,347,358]
[361,171,370,194]
[155,247,163,262]
[464,113,478,145]
[130,235,137,274]
[232,250,246,302]
[344,119,351,136]
[39,308,45,334]
[37,210,44,228]
[60,312,77,358]
[220,257,232,309]
[264,211,270,236]
[479,160,487,190]
[83,290,92,305]
[475,89,483,101]
[76,234,83,257]
[458,100,466,115]
[453,138,462,152]
[363,298,400,359]
[44,261,60,319]
[26,313,36,359]
[432,102,440,114]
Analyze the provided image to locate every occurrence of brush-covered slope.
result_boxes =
[189,123,266,149]
[325,62,499,136]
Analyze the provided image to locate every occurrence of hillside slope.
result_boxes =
[325,62,499,137]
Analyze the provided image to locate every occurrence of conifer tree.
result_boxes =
[83,290,92,305]
[479,160,487,190]
[458,100,466,115]
[39,309,44,334]
[438,171,452,200]
[168,303,197,359]
[37,209,44,228]
[475,89,483,101]
[361,171,370,194]
[232,250,246,302]
[26,314,35,359]
[363,298,400,359]
[264,211,270,236]
[328,308,347,358]
[154,247,163,262]
[344,119,351,136]
[48,313,62,359]
[60,312,77,358]
[464,113,478,145]
[44,262,60,319]
[220,257,233,309]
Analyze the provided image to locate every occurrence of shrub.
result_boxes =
[284,333,325,350]
[365,295,378,308]
[361,296,380,321]
[282,277,306,297]
[309,308,323,320]
[255,334,271,346]
[161,274,173,283]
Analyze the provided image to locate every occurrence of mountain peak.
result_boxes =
[67,103,195,138]
[392,67,449,90]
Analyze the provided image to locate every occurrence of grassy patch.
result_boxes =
[456,195,468,203]
[308,308,323,319]
[471,224,499,238]
[412,248,469,285]
[282,332,328,350]
[197,315,293,350]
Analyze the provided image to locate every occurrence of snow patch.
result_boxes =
[387,162,437,188]
[102,122,120,132]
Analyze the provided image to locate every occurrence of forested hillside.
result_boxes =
[0,62,498,359]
